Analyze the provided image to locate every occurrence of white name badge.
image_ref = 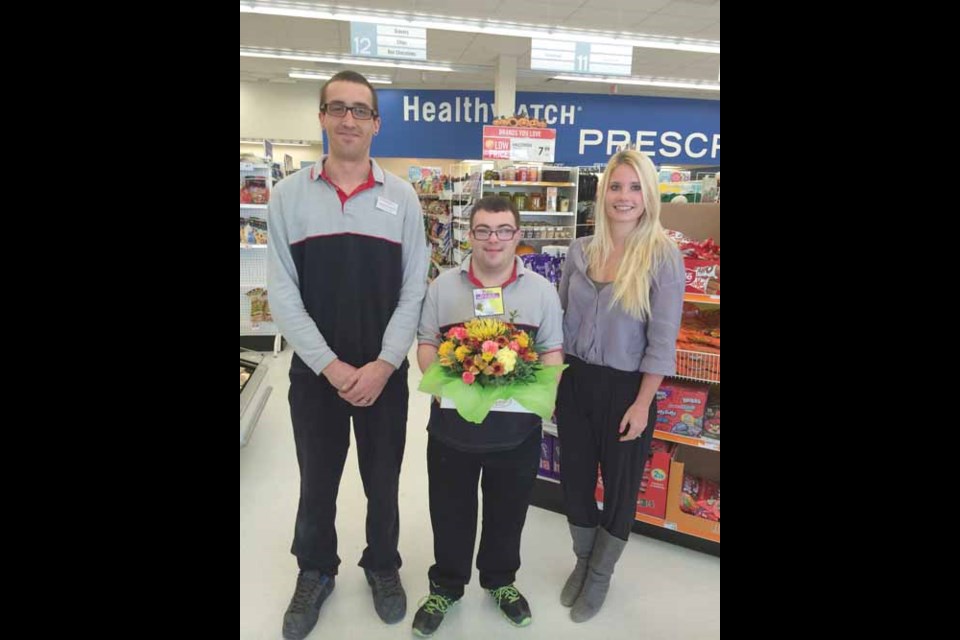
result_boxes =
[376,197,399,215]
[473,287,504,317]
[441,396,533,414]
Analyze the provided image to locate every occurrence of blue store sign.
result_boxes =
[355,89,719,166]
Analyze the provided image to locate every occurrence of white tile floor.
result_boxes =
[240,346,720,640]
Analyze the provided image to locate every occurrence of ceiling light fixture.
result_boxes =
[241,46,455,72]
[239,2,720,54]
[288,69,392,83]
[552,74,720,91]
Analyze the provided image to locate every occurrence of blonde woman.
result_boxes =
[556,150,685,622]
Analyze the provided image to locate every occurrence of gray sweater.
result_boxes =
[559,236,685,374]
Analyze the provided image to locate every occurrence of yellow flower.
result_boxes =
[466,318,507,342]
[515,332,530,348]
[496,348,517,374]
[438,341,455,358]
[439,355,455,367]
[454,345,471,362]
[481,351,496,363]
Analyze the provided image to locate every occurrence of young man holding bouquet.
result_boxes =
[413,196,564,637]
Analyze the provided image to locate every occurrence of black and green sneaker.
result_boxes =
[488,584,532,627]
[412,591,459,637]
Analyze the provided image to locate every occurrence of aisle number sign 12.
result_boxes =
[351,22,427,61]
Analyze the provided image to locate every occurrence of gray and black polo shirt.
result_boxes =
[267,157,429,376]
[418,255,564,452]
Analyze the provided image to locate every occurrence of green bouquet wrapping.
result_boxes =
[417,318,567,424]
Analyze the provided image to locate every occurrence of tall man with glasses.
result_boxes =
[267,70,429,640]
[411,196,564,637]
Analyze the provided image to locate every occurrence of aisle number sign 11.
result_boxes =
[351,22,427,60]
[530,39,632,76]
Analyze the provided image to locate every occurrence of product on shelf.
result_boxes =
[677,304,720,352]
[702,404,720,440]
[655,381,710,437]
[240,175,270,205]
[595,443,675,520]
[553,437,561,476]
[240,217,268,245]
[679,473,720,522]
[539,434,554,476]
[542,168,570,183]
[666,231,721,295]
[246,288,272,324]
[685,260,721,295]
[520,253,565,287]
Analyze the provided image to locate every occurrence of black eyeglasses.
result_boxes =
[471,227,518,241]
[320,103,378,120]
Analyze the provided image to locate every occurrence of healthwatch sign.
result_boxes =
[364,89,719,166]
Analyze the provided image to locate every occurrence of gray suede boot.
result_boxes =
[560,524,598,606]
[570,528,627,622]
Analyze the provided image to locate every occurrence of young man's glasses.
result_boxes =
[320,103,378,120]
[471,227,518,241]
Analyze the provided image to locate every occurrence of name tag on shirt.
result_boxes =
[376,197,399,215]
[473,287,504,317]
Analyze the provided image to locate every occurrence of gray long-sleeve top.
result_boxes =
[559,236,685,374]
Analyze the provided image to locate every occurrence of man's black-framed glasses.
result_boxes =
[471,227,519,241]
[320,102,378,120]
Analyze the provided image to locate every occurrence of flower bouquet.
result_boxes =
[418,318,566,424]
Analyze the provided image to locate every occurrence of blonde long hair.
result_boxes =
[586,149,674,320]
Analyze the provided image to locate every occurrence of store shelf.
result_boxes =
[240,203,268,210]
[634,512,666,528]
[536,473,561,485]
[240,244,268,250]
[598,502,720,544]
[661,516,720,543]
[240,162,270,172]
[484,181,577,187]
[240,319,278,335]
[653,430,720,452]
[674,349,720,384]
[416,193,441,199]
[683,293,720,304]
[519,211,576,217]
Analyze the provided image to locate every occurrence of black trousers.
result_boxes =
[288,364,408,575]
[556,356,657,540]
[426,429,542,598]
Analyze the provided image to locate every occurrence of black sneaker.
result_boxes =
[282,571,335,640]
[488,584,532,627]
[364,567,407,624]
[412,592,459,637]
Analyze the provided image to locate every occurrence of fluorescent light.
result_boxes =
[552,74,720,91]
[288,70,392,84]
[240,138,321,146]
[241,46,455,72]
[239,2,720,55]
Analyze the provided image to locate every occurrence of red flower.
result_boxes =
[462,371,476,385]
